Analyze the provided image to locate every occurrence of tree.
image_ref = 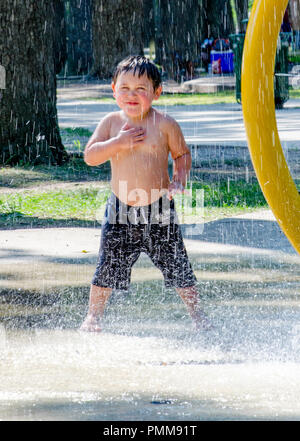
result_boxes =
[54,0,67,75]
[154,0,203,80]
[288,0,300,31]
[90,0,144,79]
[154,0,234,81]
[143,0,155,48]
[64,0,93,76]
[0,0,67,165]
[234,0,249,33]
[204,0,235,38]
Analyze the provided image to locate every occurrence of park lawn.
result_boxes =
[0,156,109,188]
[161,86,300,104]
[289,88,300,99]
[79,88,300,106]
[0,185,110,227]
[83,90,237,106]
[158,91,236,106]
[0,158,268,229]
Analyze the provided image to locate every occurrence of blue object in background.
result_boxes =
[210,50,234,73]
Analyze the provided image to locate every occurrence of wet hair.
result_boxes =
[112,55,162,91]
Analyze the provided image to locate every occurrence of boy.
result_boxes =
[80,55,211,332]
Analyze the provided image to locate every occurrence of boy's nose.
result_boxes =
[128,89,137,96]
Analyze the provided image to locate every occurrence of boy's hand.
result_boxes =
[117,123,146,150]
[168,180,186,200]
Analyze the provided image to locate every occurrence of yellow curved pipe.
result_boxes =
[242,0,300,254]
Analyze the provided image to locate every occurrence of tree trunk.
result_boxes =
[90,0,144,79]
[54,0,67,75]
[64,0,93,76]
[143,0,155,48]
[288,0,300,30]
[0,0,67,165]
[154,0,202,81]
[204,0,235,38]
[234,0,248,33]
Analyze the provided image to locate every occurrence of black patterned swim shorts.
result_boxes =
[91,193,197,290]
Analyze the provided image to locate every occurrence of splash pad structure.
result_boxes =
[242,0,300,254]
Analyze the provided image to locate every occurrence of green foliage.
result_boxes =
[0,187,110,221]
[230,0,238,31]
[61,127,92,137]
[248,0,254,11]
[289,88,300,99]
[0,176,267,229]
[187,180,266,209]
[288,52,300,64]
[89,91,236,106]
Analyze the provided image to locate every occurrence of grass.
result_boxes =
[83,90,236,106]
[187,180,266,209]
[80,87,300,106]
[0,158,110,189]
[61,127,92,137]
[0,156,269,229]
[157,91,236,106]
[60,128,92,155]
[167,86,300,104]
[288,52,300,65]
[290,88,300,99]
[0,187,110,226]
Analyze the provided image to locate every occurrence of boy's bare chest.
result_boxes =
[111,123,169,157]
[135,136,168,157]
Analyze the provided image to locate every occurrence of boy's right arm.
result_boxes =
[84,115,146,166]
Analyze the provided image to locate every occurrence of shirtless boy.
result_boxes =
[80,55,211,332]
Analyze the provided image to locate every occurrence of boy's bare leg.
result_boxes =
[176,286,213,331]
[80,285,112,332]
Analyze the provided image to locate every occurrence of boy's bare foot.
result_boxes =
[192,310,214,332]
[80,314,102,332]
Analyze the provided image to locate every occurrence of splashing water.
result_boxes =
[1,277,300,422]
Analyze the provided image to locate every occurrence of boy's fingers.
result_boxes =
[121,122,131,130]
[167,191,174,200]
[168,184,186,198]
[133,132,146,140]
[121,127,134,133]
[134,130,146,137]
[126,128,145,136]
[121,123,145,133]
[134,128,145,134]
[133,137,145,144]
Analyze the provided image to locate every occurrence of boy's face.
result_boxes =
[111,71,162,119]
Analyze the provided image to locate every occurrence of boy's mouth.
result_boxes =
[126,102,139,106]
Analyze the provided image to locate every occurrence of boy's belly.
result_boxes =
[111,150,170,206]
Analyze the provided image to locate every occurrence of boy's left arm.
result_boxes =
[166,118,192,198]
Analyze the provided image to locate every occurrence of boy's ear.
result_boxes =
[154,85,162,100]
[111,82,116,98]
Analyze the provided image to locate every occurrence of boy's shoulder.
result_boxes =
[97,110,124,133]
[152,108,188,156]
[91,110,123,141]
[102,110,123,123]
[152,108,179,129]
